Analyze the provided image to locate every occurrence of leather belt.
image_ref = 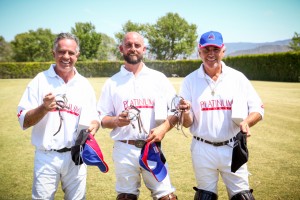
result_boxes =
[119,140,146,148]
[53,147,72,153]
[193,136,235,147]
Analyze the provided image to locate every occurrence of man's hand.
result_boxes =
[178,99,193,128]
[146,117,175,143]
[240,121,251,137]
[240,112,263,138]
[42,93,56,111]
[88,120,100,136]
[147,125,167,143]
[23,93,56,129]
[178,99,191,113]
[115,111,131,127]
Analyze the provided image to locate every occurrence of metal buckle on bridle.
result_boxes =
[125,105,140,129]
[53,94,70,136]
[125,105,149,136]
[171,95,188,137]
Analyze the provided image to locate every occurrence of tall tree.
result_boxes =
[146,12,197,60]
[0,36,13,61]
[11,28,55,62]
[115,20,147,44]
[97,33,117,60]
[289,32,300,52]
[71,22,102,61]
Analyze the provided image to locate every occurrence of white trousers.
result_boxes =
[113,141,175,200]
[191,139,250,198]
[32,150,87,200]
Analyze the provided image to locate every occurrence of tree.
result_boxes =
[145,12,197,60]
[11,28,55,62]
[115,20,147,44]
[0,36,13,61]
[289,32,300,52]
[71,22,102,61]
[97,33,117,60]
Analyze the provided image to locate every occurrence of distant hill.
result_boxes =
[225,39,292,57]
[179,39,293,59]
[227,45,291,57]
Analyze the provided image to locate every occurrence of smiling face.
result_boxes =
[198,45,225,69]
[119,32,146,65]
[52,38,80,77]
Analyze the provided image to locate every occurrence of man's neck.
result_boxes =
[203,64,222,81]
[125,62,144,76]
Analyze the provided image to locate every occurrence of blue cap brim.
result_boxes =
[82,134,109,173]
[139,142,167,182]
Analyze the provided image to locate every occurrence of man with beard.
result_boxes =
[97,32,178,200]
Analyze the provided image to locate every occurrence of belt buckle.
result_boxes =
[134,140,146,148]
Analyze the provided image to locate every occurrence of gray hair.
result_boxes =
[53,33,80,52]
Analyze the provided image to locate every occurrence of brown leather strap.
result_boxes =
[159,193,177,200]
[119,140,146,148]
[119,140,136,145]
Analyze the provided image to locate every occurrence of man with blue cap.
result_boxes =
[177,31,264,199]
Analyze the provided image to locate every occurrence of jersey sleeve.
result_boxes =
[17,78,40,130]
[245,79,264,119]
[97,78,115,124]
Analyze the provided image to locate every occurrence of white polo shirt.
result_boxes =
[97,64,176,141]
[17,64,99,150]
[180,61,264,142]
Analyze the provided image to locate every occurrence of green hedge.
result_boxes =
[76,61,122,77]
[1,52,299,82]
[224,52,300,82]
[145,60,201,77]
[0,62,50,78]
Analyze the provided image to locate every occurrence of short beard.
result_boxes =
[123,54,143,64]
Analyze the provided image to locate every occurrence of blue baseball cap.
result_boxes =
[82,133,109,173]
[199,31,224,48]
[139,142,167,182]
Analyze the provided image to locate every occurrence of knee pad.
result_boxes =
[158,193,177,200]
[117,193,138,200]
[231,189,255,200]
[193,187,218,200]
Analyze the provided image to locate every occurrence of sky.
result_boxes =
[0,0,299,43]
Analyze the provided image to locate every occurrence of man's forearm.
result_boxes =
[182,112,193,128]
[23,105,48,129]
[245,112,262,127]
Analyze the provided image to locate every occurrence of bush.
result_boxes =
[1,52,299,82]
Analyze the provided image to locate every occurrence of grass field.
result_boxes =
[0,78,299,200]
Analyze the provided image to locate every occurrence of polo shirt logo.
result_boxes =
[123,98,155,110]
[200,99,233,111]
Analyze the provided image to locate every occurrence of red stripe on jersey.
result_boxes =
[17,110,23,118]
[202,107,232,111]
[135,105,154,109]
